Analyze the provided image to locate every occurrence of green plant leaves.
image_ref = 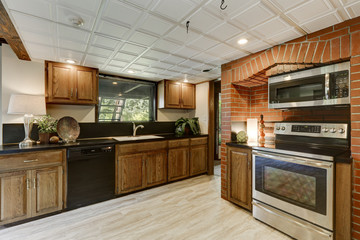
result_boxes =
[174,117,201,135]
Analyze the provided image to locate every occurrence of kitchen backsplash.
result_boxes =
[2,121,176,144]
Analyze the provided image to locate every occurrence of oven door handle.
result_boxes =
[252,150,333,169]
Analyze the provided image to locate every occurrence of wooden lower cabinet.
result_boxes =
[168,147,189,182]
[0,150,65,225]
[190,143,208,176]
[227,146,252,211]
[145,150,167,187]
[117,153,144,194]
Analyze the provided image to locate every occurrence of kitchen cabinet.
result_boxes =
[168,139,189,182]
[0,150,65,225]
[190,137,208,176]
[116,141,168,194]
[227,146,252,211]
[157,80,196,109]
[45,61,98,105]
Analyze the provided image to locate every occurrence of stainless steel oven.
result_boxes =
[268,61,350,109]
[252,122,349,240]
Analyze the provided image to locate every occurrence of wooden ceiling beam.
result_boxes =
[0,1,30,61]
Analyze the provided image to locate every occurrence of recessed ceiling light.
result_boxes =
[184,79,189,83]
[112,82,118,85]
[118,93,122,96]
[128,70,135,74]
[66,59,75,64]
[237,38,248,45]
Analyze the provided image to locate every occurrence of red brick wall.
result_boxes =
[221,16,360,238]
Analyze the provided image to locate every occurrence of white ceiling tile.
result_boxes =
[96,20,130,39]
[173,46,201,58]
[161,70,179,76]
[10,11,54,35]
[102,0,142,27]
[114,52,137,62]
[206,44,239,56]
[84,55,107,64]
[241,40,272,53]
[252,17,291,38]
[163,55,186,64]
[286,0,333,25]
[165,26,201,45]
[169,65,188,72]
[301,12,342,32]
[57,24,91,43]
[188,9,223,33]
[139,14,173,36]
[268,0,308,12]
[20,31,54,46]
[151,61,173,69]
[135,57,159,66]
[5,0,52,20]
[346,2,360,16]
[154,39,182,53]
[187,36,219,51]
[56,5,95,31]
[191,52,220,63]
[104,65,124,73]
[150,67,168,72]
[123,0,153,9]
[121,43,147,55]
[26,42,56,60]
[129,64,148,71]
[205,0,258,18]
[179,59,203,68]
[58,39,87,52]
[92,34,119,50]
[232,3,275,29]
[143,50,169,60]
[267,28,303,44]
[109,60,129,68]
[129,31,158,46]
[56,0,102,15]
[152,0,196,22]
[207,23,243,41]
[58,48,84,62]
[88,46,113,58]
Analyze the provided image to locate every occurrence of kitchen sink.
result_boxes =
[113,135,164,142]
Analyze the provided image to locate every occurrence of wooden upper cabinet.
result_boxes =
[46,61,98,105]
[158,80,196,109]
[227,146,252,211]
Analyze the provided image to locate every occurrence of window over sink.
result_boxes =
[97,76,156,122]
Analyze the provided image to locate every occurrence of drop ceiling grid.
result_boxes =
[2,0,360,82]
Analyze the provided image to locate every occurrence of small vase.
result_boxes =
[39,133,56,144]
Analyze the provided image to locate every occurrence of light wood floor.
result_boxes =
[0,175,292,240]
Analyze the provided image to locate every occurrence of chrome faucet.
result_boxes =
[132,122,144,137]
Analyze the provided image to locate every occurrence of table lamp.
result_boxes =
[7,94,46,147]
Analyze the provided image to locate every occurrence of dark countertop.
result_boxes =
[226,141,351,164]
[0,134,208,155]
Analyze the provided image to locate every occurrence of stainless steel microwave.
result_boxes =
[268,61,350,109]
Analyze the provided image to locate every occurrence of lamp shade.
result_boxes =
[247,118,258,142]
[8,94,46,115]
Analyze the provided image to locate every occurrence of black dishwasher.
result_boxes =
[67,144,115,210]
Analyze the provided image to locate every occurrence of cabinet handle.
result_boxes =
[71,88,73,97]
[75,88,78,97]
[23,159,38,163]
[33,178,36,189]
[26,179,30,190]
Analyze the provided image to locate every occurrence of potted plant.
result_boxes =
[175,117,201,136]
[34,115,58,144]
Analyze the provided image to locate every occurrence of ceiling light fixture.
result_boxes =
[184,79,189,83]
[70,17,84,27]
[128,70,135,74]
[237,38,248,45]
[66,59,75,64]
[112,82,118,85]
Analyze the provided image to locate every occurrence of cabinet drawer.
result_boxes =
[190,137,208,146]
[117,141,168,154]
[168,139,189,148]
[0,150,64,172]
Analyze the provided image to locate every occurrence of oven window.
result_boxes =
[277,83,323,101]
[255,156,327,215]
[264,166,316,207]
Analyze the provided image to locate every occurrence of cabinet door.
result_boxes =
[47,62,74,103]
[165,81,181,108]
[190,145,207,176]
[168,147,189,182]
[75,68,97,104]
[145,150,167,187]
[227,147,252,210]
[32,166,63,217]
[117,153,144,194]
[181,83,195,109]
[0,171,31,224]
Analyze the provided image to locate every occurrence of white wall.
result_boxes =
[191,82,209,134]
[157,109,194,121]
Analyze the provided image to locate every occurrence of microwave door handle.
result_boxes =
[253,151,333,169]
[325,73,330,100]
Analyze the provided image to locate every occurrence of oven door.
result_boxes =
[252,150,333,230]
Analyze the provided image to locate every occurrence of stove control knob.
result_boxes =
[338,128,345,134]
[330,128,337,133]
[281,127,286,131]
[322,128,329,133]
